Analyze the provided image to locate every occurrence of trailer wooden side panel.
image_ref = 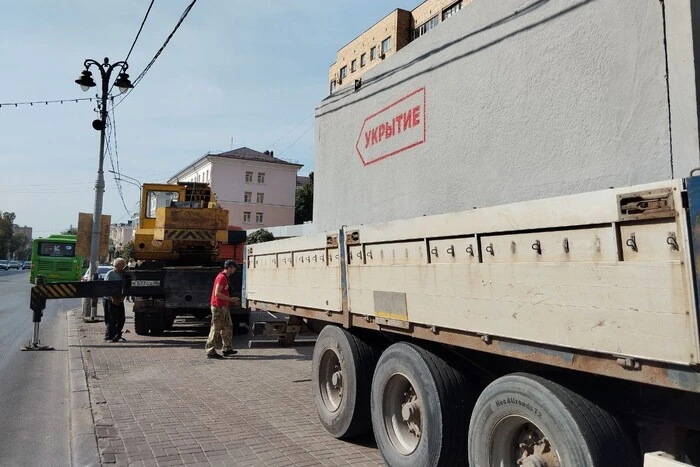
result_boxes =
[247,179,700,368]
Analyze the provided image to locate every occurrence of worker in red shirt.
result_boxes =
[205,260,240,359]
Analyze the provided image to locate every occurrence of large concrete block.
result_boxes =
[313,0,700,232]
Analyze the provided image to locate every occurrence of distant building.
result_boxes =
[12,224,32,241]
[296,175,311,187]
[328,0,468,94]
[110,221,134,250]
[168,147,303,229]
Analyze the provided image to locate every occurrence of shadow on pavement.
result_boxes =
[347,433,379,450]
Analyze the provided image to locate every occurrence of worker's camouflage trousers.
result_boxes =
[205,306,233,354]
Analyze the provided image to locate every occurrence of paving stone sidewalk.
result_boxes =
[70,304,384,466]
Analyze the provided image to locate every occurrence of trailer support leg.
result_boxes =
[22,276,54,351]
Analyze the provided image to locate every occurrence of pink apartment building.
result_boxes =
[167,147,303,229]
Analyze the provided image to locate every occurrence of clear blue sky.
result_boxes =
[0,0,419,237]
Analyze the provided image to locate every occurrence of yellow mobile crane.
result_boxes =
[130,182,246,335]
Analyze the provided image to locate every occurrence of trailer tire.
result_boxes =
[468,373,637,467]
[371,343,472,467]
[148,312,164,335]
[164,313,175,330]
[134,312,149,335]
[312,326,378,439]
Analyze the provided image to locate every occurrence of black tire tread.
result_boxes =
[148,312,164,335]
[342,329,379,438]
[510,373,636,466]
[133,312,149,335]
[314,326,379,439]
[401,343,472,466]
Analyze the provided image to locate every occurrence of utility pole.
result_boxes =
[75,57,133,320]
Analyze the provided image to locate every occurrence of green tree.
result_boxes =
[113,240,135,262]
[295,172,313,225]
[246,229,275,244]
[0,212,16,258]
[9,233,30,261]
[122,240,134,261]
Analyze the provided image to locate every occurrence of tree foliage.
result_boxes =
[246,229,275,244]
[9,233,30,261]
[295,172,314,225]
[0,211,16,259]
[113,240,135,261]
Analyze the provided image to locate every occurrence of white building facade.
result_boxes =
[168,147,302,229]
[110,221,134,249]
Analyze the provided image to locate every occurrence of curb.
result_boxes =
[68,309,101,467]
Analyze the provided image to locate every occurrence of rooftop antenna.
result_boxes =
[230,137,234,150]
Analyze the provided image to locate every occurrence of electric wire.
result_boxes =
[0,97,94,108]
[111,0,198,110]
[112,103,122,181]
[276,123,314,157]
[115,200,140,223]
[102,106,131,217]
[108,0,156,96]
[265,114,313,150]
[125,0,156,64]
[106,102,137,218]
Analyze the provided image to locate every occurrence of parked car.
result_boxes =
[0,260,7,270]
[21,261,31,270]
[8,261,19,270]
[81,265,113,281]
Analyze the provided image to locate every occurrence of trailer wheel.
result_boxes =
[371,343,472,467]
[468,373,637,467]
[148,312,164,335]
[164,313,175,330]
[134,312,149,335]
[312,326,378,439]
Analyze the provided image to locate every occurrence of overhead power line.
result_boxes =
[105,102,135,218]
[111,0,198,110]
[109,0,156,96]
[277,123,314,157]
[266,114,313,150]
[132,0,197,87]
[0,97,94,108]
[125,0,156,63]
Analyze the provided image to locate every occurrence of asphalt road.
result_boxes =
[0,269,78,467]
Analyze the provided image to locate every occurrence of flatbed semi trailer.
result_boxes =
[244,176,700,466]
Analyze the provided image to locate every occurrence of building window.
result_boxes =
[257,172,265,184]
[256,212,263,224]
[370,46,377,61]
[256,192,264,203]
[414,15,439,39]
[351,59,357,73]
[360,53,367,67]
[243,211,251,223]
[339,66,347,80]
[381,37,392,55]
[330,80,337,94]
[442,0,463,20]
[244,192,252,203]
[245,171,253,183]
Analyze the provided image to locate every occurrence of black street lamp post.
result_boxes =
[75,57,133,320]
